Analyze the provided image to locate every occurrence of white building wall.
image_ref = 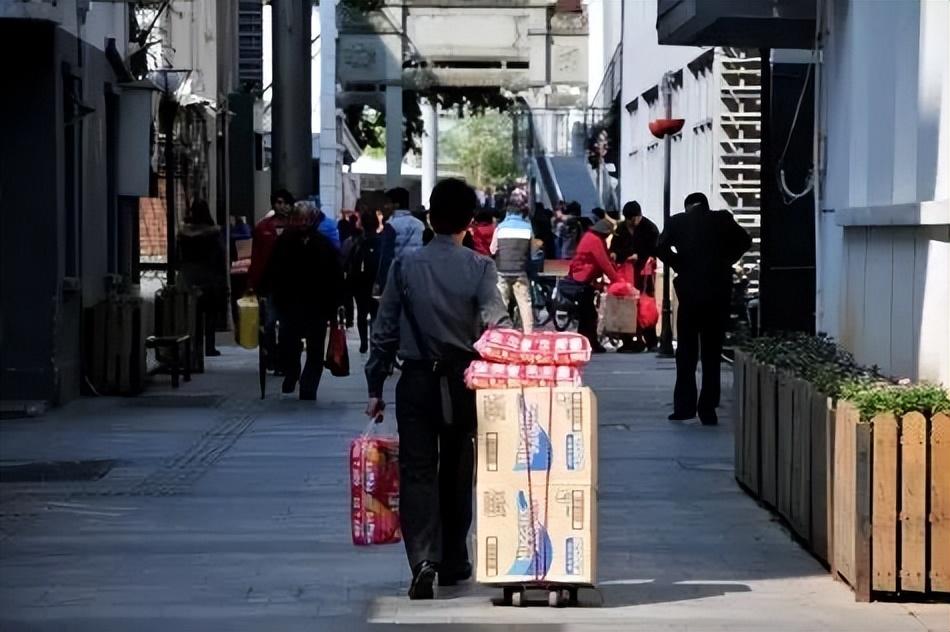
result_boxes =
[585,0,622,105]
[819,0,950,383]
[619,0,707,228]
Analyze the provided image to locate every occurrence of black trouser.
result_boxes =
[343,287,355,328]
[674,299,728,417]
[395,365,475,572]
[576,285,599,348]
[261,296,280,371]
[197,290,219,354]
[353,289,378,349]
[277,311,328,399]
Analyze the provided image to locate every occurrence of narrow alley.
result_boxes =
[1,340,944,632]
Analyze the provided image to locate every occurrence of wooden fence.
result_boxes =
[734,351,949,601]
[154,285,203,374]
[85,296,146,396]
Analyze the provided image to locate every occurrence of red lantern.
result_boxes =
[649,118,685,139]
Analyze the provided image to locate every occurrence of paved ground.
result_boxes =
[1,337,947,631]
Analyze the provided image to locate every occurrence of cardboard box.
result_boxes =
[475,387,597,487]
[475,483,597,585]
[602,294,638,334]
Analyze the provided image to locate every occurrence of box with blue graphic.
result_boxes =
[475,387,597,487]
[475,483,597,585]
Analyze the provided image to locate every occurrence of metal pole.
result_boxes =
[272,0,312,198]
[657,72,675,357]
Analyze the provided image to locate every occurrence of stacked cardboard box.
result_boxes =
[475,386,597,585]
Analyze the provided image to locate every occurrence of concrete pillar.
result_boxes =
[271,0,312,198]
[420,97,438,208]
[385,84,403,189]
[318,0,338,218]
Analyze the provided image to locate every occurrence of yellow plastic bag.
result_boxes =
[237,296,260,349]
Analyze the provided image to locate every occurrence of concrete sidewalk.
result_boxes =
[0,339,946,631]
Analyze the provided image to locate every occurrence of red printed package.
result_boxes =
[550,332,592,365]
[473,328,523,363]
[350,433,401,546]
[465,361,583,389]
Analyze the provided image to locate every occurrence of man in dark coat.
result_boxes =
[264,204,344,400]
[610,200,659,352]
[657,192,751,425]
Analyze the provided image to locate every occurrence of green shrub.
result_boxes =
[839,380,950,421]
[739,332,949,418]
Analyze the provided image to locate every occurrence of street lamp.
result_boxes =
[149,68,191,286]
[649,71,685,358]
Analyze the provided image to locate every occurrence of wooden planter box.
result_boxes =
[154,285,204,374]
[85,296,146,396]
[833,403,950,601]
[733,354,835,566]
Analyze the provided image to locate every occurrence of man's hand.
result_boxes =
[365,398,386,423]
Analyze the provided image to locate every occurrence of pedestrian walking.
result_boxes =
[532,203,556,260]
[264,202,344,401]
[343,210,382,353]
[557,201,585,259]
[491,190,534,333]
[610,200,659,352]
[657,192,751,425]
[469,209,496,257]
[246,189,306,372]
[364,178,510,600]
[178,199,226,356]
[374,187,425,295]
[566,219,622,353]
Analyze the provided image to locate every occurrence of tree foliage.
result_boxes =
[442,110,518,189]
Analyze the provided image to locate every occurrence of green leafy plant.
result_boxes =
[741,332,950,420]
[839,380,950,421]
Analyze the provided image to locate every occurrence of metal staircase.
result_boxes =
[718,47,762,295]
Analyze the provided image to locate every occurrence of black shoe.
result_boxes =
[359,342,368,354]
[299,392,317,401]
[591,345,607,354]
[205,348,222,357]
[616,344,642,354]
[699,410,718,426]
[668,411,696,421]
[438,562,472,587]
[281,378,297,394]
[408,562,437,600]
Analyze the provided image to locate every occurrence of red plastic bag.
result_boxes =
[607,280,637,297]
[638,294,659,329]
[350,426,401,546]
[326,314,350,377]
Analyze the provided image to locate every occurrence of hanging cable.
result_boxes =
[776,52,816,204]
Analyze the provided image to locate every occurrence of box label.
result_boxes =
[508,490,553,576]
[514,400,551,472]
[565,537,583,575]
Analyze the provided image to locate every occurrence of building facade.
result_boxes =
[1,2,150,405]
[656,0,949,384]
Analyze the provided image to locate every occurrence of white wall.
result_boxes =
[585,0,622,105]
[819,0,950,383]
[625,60,719,229]
[619,0,707,228]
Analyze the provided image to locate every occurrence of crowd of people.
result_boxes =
[178,178,750,596]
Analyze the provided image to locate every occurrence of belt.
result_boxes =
[401,357,473,427]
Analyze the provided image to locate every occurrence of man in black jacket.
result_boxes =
[610,200,659,352]
[264,205,344,400]
[657,192,751,425]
